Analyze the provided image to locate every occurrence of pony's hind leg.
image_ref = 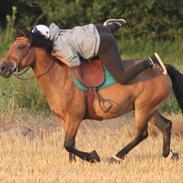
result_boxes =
[110,110,150,163]
[150,111,179,160]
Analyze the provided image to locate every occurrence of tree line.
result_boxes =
[0,0,183,40]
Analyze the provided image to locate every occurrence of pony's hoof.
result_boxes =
[170,152,179,160]
[89,150,100,163]
[69,153,76,162]
[166,150,179,161]
[109,155,122,164]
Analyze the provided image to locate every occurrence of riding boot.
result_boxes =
[103,19,126,33]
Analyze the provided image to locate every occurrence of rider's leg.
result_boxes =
[96,25,153,84]
[104,23,121,33]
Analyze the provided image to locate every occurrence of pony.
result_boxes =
[0,28,181,163]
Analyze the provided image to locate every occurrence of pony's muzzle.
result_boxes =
[0,63,12,77]
[0,64,6,73]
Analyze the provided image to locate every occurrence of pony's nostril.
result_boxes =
[0,65,6,72]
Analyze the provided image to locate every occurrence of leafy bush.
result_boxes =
[1,0,182,40]
[0,6,16,56]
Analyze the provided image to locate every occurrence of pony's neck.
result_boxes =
[33,48,64,75]
[32,48,69,90]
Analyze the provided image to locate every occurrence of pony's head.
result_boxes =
[0,28,35,77]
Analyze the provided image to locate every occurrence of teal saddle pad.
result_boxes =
[71,65,116,91]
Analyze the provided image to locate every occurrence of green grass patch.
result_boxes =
[0,72,50,116]
[118,38,183,66]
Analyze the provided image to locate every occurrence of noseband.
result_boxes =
[12,45,32,75]
[4,37,32,75]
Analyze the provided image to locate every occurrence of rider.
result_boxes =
[30,19,167,84]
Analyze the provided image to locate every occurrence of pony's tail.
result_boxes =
[166,64,183,113]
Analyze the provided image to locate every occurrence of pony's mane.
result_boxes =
[16,27,54,53]
[16,27,30,39]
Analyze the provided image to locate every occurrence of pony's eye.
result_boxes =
[18,45,26,49]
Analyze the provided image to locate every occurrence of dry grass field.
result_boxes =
[0,112,183,183]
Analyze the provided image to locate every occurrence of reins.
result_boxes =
[37,60,56,80]
[14,60,55,80]
[14,67,33,80]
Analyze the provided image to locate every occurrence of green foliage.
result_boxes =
[161,93,181,114]
[0,6,16,55]
[0,73,50,116]
[118,38,183,66]
[3,0,180,40]
[5,6,16,46]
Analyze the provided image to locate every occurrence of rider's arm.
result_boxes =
[53,42,81,68]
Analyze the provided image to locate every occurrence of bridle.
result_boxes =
[12,46,33,80]
[5,37,55,80]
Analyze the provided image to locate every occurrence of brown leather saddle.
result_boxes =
[73,58,105,88]
[53,52,105,88]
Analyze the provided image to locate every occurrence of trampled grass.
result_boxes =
[0,112,182,183]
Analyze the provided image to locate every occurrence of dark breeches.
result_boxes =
[96,25,151,84]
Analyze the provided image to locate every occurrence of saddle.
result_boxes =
[53,53,106,120]
[73,58,105,88]
[52,53,105,88]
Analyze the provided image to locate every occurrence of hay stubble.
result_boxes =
[0,114,182,183]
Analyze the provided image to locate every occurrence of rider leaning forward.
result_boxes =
[30,18,167,84]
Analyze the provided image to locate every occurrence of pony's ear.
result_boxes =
[15,27,30,38]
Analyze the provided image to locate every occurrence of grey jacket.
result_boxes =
[49,23,100,67]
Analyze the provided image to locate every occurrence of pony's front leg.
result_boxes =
[62,119,100,163]
[68,138,76,162]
